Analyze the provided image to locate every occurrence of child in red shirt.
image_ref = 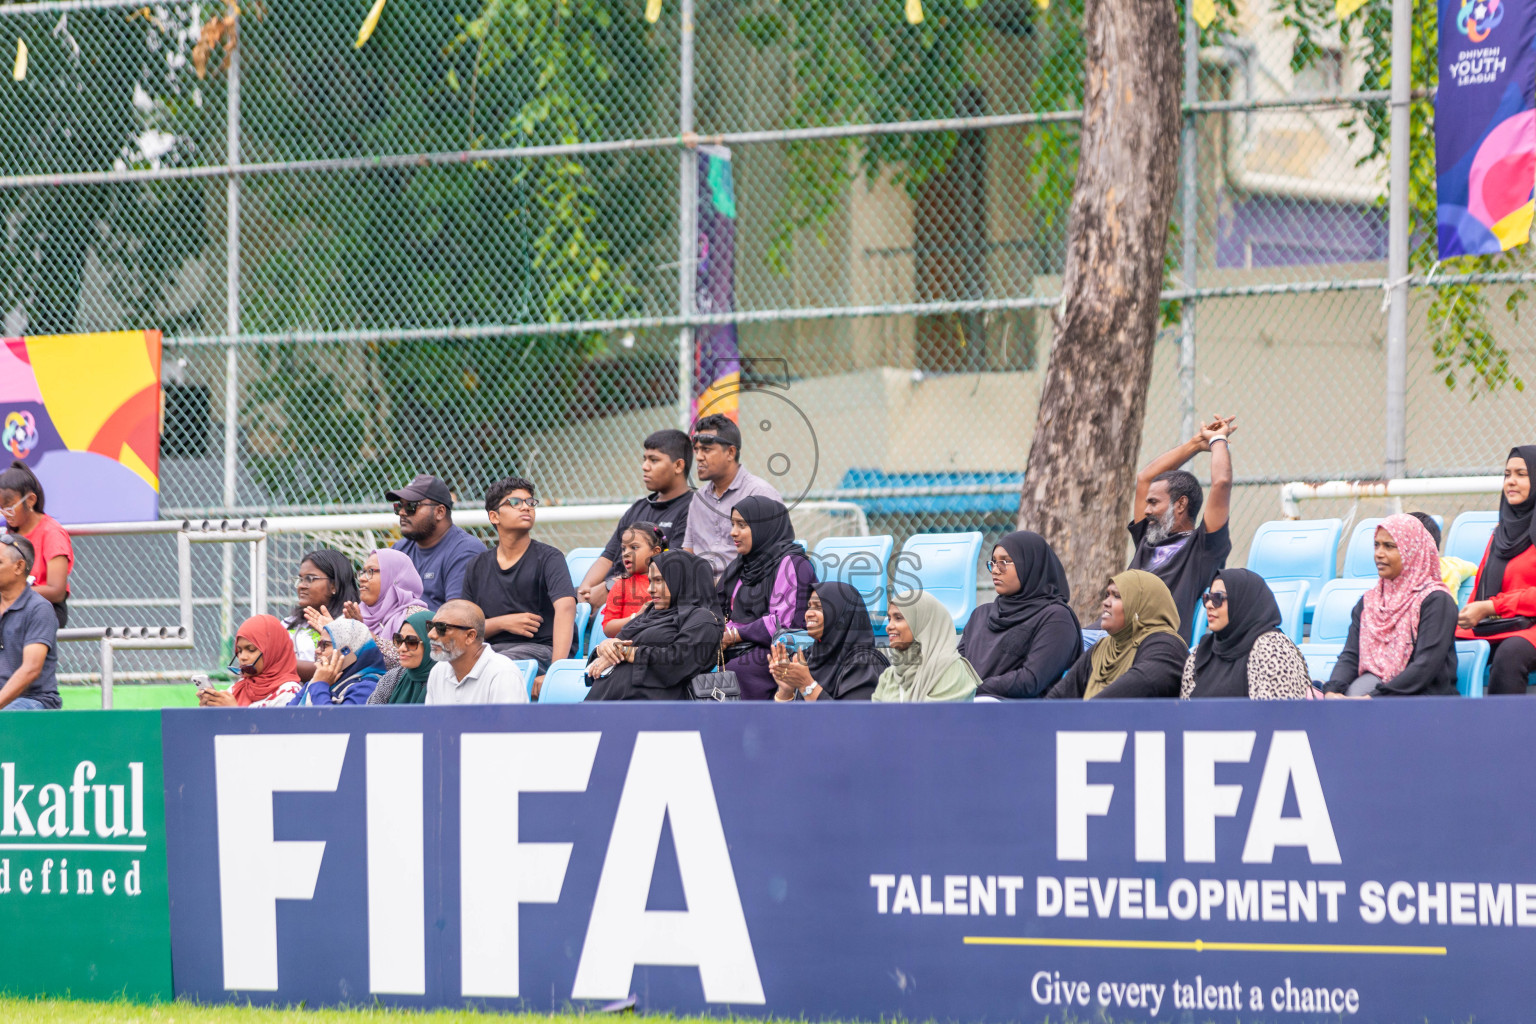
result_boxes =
[601,521,667,637]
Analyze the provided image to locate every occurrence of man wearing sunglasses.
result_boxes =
[386,474,487,611]
[423,600,529,704]
[0,534,60,710]
[459,477,577,696]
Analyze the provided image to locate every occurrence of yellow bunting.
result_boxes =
[354,0,386,49]
[1335,0,1370,18]
[12,38,26,81]
[645,0,663,22]
[1034,0,1049,9]
[905,0,924,24]
[1191,0,1215,28]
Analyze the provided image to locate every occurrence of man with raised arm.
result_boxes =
[1126,414,1238,642]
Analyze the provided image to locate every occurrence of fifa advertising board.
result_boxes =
[162,702,1536,1021]
[0,710,171,1000]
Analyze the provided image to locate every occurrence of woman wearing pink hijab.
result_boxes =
[354,548,428,668]
[1325,513,1459,697]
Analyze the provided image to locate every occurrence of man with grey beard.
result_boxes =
[1123,414,1238,643]
[424,599,530,704]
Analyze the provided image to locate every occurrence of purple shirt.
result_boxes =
[683,466,783,578]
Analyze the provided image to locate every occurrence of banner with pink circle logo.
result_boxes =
[1437,0,1536,257]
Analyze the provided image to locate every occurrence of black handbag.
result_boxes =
[1474,616,1535,637]
[690,647,741,701]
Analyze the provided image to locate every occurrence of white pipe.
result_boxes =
[1384,0,1411,478]
[1279,476,1502,517]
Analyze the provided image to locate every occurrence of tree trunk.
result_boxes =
[1016,0,1183,622]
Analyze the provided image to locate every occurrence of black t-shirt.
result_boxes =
[459,540,577,647]
[1127,517,1232,642]
[598,490,695,577]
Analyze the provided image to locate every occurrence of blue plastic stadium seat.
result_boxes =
[1299,642,1343,683]
[1246,519,1344,619]
[1188,580,1306,648]
[812,535,894,624]
[1445,511,1499,567]
[573,602,592,658]
[509,659,539,700]
[565,546,606,586]
[895,532,984,631]
[1266,579,1309,645]
[1457,577,1475,608]
[538,659,591,704]
[1342,515,1443,579]
[1456,639,1490,698]
[1309,579,1374,645]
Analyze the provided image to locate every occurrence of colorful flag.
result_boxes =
[691,146,741,423]
[1,331,162,524]
[1436,0,1536,257]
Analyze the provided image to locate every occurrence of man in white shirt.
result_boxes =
[424,600,530,705]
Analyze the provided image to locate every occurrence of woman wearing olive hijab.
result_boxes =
[872,590,980,702]
[958,530,1082,699]
[1181,568,1311,699]
[1046,570,1185,699]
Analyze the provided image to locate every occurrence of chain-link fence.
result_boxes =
[3,0,1534,680]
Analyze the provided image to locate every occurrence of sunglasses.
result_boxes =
[1201,590,1229,609]
[393,499,440,516]
[0,534,29,570]
[425,620,474,635]
[391,633,424,650]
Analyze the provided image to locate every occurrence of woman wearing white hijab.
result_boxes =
[872,590,980,702]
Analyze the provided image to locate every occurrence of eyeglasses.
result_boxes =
[426,620,474,635]
[291,573,330,585]
[986,558,1014,572]
[0,499,23,517]
[1201,590,1229,609]
[393,499,440,516]
[357,567,380,580]
[496,496,540,511]
[391,633,423,650]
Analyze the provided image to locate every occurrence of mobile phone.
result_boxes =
[192,673,213,690]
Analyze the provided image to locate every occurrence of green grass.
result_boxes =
[60,684,200,710]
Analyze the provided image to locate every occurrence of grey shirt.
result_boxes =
[682,466,783,578]
[425,644,530,705]
[0,586,60,708]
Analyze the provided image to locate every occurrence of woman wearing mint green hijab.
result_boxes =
[872,590,980,702]
[367,609,434,705]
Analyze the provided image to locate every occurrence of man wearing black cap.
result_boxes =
[387,474,487,611]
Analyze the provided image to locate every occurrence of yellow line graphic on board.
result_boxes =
[963,936,1446,956]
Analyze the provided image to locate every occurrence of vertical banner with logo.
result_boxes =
[1437,0,1536,257]
[162,702,1536,1020]
[0,711,171,1000]
[0,331,162,525]
[691,145,741,423]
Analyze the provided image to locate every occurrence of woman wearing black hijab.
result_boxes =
[958,531,1082,699]
[1181,568,1311,699]
[718,495,817,700]
[585,550,723,701]
[1456,446,1536,694]
[769,582,888,701]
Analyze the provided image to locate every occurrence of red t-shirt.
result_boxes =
[601,573,651,628]
[24,514,73,595]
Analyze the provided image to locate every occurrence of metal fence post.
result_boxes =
[220,22,243,641]
[1384,0,1411,479]
[1178,1,1199,442]
[99,637,114,710]
[675,0,697,431]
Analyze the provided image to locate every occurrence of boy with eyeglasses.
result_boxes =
[386,473,487,611]
[458,477,576,696]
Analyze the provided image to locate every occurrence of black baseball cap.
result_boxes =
[386,474,454,508]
